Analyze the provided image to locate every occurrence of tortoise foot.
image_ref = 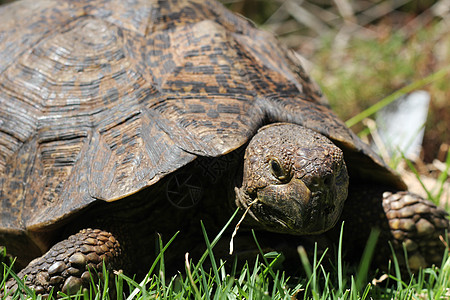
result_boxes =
[383,191,449,270]
[4,229,122,297]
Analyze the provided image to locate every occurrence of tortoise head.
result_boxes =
[235,123,349,235]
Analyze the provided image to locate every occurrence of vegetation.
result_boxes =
[2,215,450,299]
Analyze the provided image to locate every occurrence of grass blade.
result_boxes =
[338,221,344,295]
[355,228,379,291]
[346,67,450,127]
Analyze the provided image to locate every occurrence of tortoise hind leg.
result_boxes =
[5,229,122,297]
[337,186,449,271]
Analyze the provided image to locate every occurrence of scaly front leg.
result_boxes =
[4,229,122,297]
[338,186,449,271]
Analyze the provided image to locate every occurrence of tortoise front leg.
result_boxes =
[337,186,449,271]
[5,229,122,297]
[382,191,449,269]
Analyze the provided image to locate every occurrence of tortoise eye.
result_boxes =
[270,158,289,181]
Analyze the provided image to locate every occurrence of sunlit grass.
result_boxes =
[2,219,449,299]
[2,192,450,299]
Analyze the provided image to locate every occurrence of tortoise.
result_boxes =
[0,0,448,296]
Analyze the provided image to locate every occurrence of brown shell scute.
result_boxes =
[0,0,402,233]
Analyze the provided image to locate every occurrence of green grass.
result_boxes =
[401,148,450,206]
[313,27,450,160]
[2,211,450,299]
[1,213,302,299]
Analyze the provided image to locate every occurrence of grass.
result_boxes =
[311,25,450,163]
[402,148,450,206]
[344,67,450,129]
[2,215,450,299]
[1,213,303,299]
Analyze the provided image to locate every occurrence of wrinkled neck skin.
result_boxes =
[233,123,349,236]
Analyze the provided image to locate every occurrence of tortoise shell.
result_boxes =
[0,0,404,238]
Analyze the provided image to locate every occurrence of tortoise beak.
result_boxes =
[253,178,340,234]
